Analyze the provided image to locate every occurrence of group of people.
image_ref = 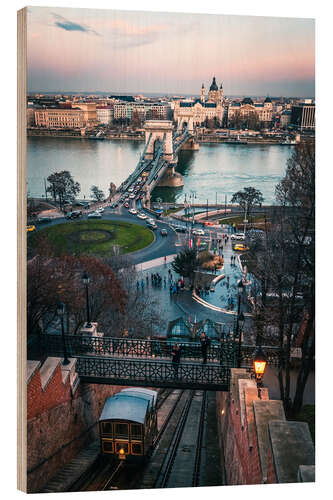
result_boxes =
[195,285,210,297]
[230,255,237,265]
[171,333,211,378]
[169,277,185,296]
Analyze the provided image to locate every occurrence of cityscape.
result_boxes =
[25,6,315,494]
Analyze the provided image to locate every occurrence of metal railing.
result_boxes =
[30,333,283,367]
[76,356,231,391]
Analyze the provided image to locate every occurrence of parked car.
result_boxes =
[88,212,102,219]
[37,216,52,223]
[124,202,130,208]
[137,212,148,220]
[231,233,246,241]
[66,210,82,219]
[97,207,104,213]
[233,244,249,252]
[26,225,36,232]
[128,208,138,215]
[111,202,118,208]
[192,228,205,236]
[129,194,136,199]
[174,226,186,233]
[160,229,168,237]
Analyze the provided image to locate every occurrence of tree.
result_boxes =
[248,140,315,415]
[91,185,105,202]
[27,248,126,337]
[231,187,264,218]
[171,248,200,285]
[46,171,80,208]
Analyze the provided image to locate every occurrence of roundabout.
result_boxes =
[30,219,155,257]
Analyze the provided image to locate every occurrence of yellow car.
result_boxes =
[234,244,249,251]
[26,225,36,232]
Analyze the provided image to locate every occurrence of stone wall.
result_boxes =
[216,368,315,485]
[27,358,126,492]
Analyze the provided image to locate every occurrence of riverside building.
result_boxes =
[34,102,97,129]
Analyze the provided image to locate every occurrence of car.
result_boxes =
[129,194,136,199]
[128,187,134,193]
[137,212,148,220]
[128,208,138,215]
[110,202,118,208]
[124,202,130,208]
[37,216,52,223]
[147,222,157,230]
[233,244,250,251]
[26,225,35,232]
[74,201,87,207]
[231,233,246,241]
[192,229,205,236]
[175,226,186,233]
[66,210,82,219]
[146,218,155,225]
[88,212,102,219]
[97,207,104,213]
[160,229,168,237]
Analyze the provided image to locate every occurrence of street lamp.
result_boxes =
[57,302,70,365]
[82,272,92,328]
[236,279,245,367]
[253,346,267,399]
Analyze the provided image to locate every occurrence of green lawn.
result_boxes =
[31,220,155,256]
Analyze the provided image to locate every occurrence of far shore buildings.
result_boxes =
[34,102,98,129]
[173,77,224,127]
[227,96,273,127]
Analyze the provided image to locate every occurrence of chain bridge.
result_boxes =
[29,334,282,391]
[120,120,199,202]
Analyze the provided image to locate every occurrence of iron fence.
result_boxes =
[30,333,283,367]
[76,356,231,391]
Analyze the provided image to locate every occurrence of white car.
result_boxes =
[129,194,136,199]
[128,187,134,193]
[128,208,138,215]
[137,212,148,220]
[88,212,102,219]
[231,233,246,241]
[193,229,205,236]
[96,207,104,213]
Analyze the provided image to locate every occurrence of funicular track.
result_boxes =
[154,390,207,489]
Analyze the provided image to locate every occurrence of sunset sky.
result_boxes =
[27,7,315,97]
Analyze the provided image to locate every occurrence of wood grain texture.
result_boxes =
[17,7,27,493]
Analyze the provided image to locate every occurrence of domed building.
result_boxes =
[174,76,224,128]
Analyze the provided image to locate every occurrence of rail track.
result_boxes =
[154,390,207,489]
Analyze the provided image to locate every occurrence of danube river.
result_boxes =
[27,137,292,205]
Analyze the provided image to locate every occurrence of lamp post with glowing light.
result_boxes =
[57,302,70,365]
[236,279,245,367]
[82,272,92,328]
[253,346,267,399]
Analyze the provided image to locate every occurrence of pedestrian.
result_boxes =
[146,275,149,284]
[171,344,181,378]
[164,256,167,264]
[200,333,210,364]
[164,276,167,286]
[136,280,139,290]
[141,279,144,290]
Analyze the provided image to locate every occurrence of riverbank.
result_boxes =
[27,128,144,141]
[27,128,298,145]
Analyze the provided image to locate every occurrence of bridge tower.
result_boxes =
[143,120,175,163]
[177,116,194,133]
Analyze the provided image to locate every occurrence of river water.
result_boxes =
[27,137,292,204]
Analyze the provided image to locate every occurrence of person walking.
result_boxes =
[200,333,210,364]
[171,344,181,378]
